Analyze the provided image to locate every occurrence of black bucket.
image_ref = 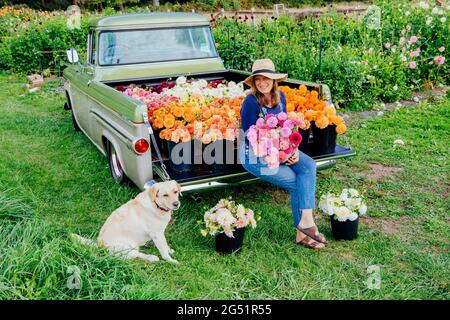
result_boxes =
[215,227,245,254]
[299,122,337,157]
[311,123,337,156]
[299,127,315,156]
[167,140,194,172]
[203,139,236,170]
[330,216,359,240]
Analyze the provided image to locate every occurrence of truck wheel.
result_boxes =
[72,110,81,132]
[107,141,130,185]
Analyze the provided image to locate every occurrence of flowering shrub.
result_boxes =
[198,198,260,238]
[0,0,447,109]
[279,84,347,134]
[319,189,368,222]
[0,5,89,75]
[213,0,449,109]
[247,111,307,169]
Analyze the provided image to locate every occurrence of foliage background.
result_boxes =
[0,0,448,109]
[0,0,367,11]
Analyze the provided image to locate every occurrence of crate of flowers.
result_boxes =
[122,77,244,172]
[280,84,348,157]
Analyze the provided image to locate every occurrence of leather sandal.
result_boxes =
[295,234,325,249]
[296,226,329,244]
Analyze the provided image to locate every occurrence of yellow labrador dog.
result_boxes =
[74,180,181,264]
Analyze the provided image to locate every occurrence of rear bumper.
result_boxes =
[177,159,337,193]
[145,145,355,192]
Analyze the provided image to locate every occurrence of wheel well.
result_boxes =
[102,136,109,154]
[65,91,72,109]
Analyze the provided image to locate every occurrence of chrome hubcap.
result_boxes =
[110,145,123,179]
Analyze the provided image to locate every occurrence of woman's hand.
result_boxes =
[286,149,300,165]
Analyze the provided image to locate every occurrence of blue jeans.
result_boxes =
[239,143,317,228]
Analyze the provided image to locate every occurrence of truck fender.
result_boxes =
[101,131,128,177]
[64,82,74,109]
[64,85,78,118]
[64,90,72,110]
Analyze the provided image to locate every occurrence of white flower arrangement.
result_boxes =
[164,77,245,100]
[319,189,368,222]
[198,198,260,238]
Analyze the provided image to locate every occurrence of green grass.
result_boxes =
[0,73,448,299]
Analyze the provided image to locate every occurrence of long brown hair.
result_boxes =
[249,77,280,108]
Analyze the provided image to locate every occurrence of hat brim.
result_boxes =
[243,72,288,87]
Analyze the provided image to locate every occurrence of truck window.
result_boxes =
[98,26,217,66]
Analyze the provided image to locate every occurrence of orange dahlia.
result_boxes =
[336,123,347,134]
[163,114,175,129]
[315,116,329,129]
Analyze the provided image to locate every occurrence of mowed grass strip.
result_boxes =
[0,73,448,299]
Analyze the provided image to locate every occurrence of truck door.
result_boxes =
[70,30,97,139]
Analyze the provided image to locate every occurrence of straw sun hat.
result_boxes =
[243,59,288,87]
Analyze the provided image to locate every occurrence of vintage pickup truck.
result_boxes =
[63,12,354,192]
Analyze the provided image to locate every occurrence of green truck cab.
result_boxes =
[63,12,354,191]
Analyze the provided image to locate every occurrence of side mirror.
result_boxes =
[66,48,79,64]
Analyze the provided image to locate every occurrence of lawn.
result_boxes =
[0,73,448,300]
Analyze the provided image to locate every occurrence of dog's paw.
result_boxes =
[168,248,175,254]
[146,255,160,263]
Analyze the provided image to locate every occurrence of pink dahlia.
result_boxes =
[283,119,295,129]
[277,112,288,121]
[284,146,293,156]
[255,118,265,127]
[247,128,258,143]
[289,132,302,147]
[280,127,292,138]
[279,138,290,151]
[267,116,278,128]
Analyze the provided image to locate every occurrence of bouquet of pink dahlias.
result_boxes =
[246,112,306,169]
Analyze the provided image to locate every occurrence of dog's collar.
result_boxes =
[155,200,170,212]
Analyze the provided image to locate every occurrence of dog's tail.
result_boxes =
[71,233,97,247]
